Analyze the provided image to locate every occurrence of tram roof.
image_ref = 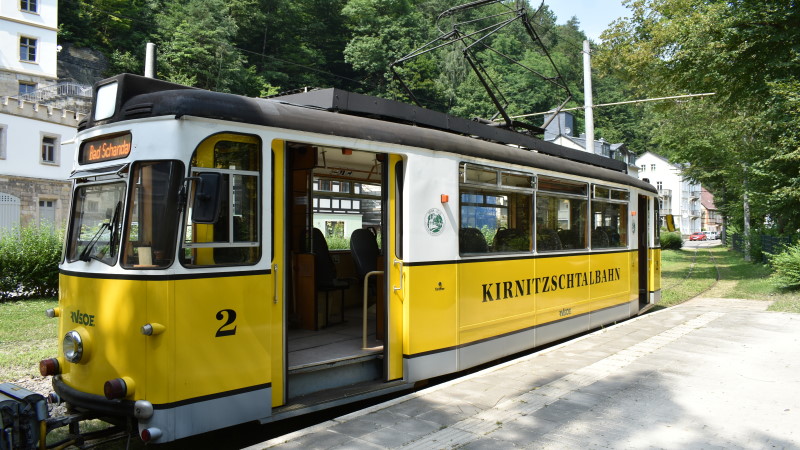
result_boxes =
[82,74,656,193]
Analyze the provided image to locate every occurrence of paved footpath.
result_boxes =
[248,298,800,449]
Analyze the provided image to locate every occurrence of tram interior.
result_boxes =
[286,143,387,396]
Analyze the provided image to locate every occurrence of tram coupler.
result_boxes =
[0,383,48,450]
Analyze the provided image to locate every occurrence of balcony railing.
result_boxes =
[658,188,672,198]
[17,82,93,114]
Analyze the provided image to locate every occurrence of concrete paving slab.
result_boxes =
[247,298,800,449]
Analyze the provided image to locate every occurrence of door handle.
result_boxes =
[393,259,403,293]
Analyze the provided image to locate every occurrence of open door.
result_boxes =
[385,155,404,381]
[638,195,650,308]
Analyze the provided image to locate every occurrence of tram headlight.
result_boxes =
[63,330,84,363]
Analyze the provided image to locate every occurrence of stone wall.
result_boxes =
[0,175,71,228]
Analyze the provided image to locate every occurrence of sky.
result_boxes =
[543,0,631,42]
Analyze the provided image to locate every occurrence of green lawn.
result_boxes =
[0,298,58,380]
[658,245,800,312]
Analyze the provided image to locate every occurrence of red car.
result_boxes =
[689,232,706,241]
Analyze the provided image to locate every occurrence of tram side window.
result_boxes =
[459,163,532,254]
[181,134,261,267]
[121,160,184,268]
[536,177,588,251]
[591,186,629,249]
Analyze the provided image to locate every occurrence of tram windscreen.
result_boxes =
[67,182,126,265]
[121,161,184,268]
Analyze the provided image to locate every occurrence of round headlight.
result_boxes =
[63,330,84,363]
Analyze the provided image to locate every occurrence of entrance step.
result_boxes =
[288,352,382,399]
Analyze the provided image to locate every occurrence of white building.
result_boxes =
[636,151,703,235]
[0,0,82,232]
[0,0,59,96]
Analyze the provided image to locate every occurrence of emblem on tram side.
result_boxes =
[424,208,445,236]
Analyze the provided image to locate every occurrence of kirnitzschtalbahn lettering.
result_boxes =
[482,267,622,302]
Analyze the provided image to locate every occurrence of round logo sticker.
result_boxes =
[424,208,445,236]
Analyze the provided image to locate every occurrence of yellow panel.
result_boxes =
[458,258,538,344]
[173,275,270,402]
[144,280,174,401]
[387,154,403,381]
[454,252,632,347]
[587,252,630,307]
[58,275,149,399]
[405,265,457,355]
[270,139,285,407]
[534,256,592,325]
[650,248,662,291]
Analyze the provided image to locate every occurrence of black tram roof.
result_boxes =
[82,74,656,193]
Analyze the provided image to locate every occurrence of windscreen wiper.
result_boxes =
[79,201,122,262]
[78,221,110,262]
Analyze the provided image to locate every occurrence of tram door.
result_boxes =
[385,154,404,381]
[280,143,404,403]
[638,195,650,307]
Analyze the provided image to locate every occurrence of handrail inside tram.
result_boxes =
[362,270,384,349]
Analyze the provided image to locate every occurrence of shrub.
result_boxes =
[660,231,683,250]
[769,243,800,289]
[0,224,63,300]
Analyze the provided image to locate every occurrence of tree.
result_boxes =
[154,0,272,95]
[597,0,800,247]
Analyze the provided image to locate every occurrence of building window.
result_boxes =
[640,165,646,172]
[656,181,663,190]
[21,0,38,13]
[650,163,656,171]
[39,199,55,227]
[0,126,6,159]
[41,136,57,164]
[20,37,37,62]
[19,82,36,97]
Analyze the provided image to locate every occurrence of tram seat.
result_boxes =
[312,228,349,326]
[592,228,610,248]
[459,227,488,253]
[558,229,580,249]
[536,228,562,251]
[350,228,380,302]
[493,228,530,252]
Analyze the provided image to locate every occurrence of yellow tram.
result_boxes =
[38,74,661,444]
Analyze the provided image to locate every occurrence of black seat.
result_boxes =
[592,228,610,248]
[311,228,349,326]
[537,228,563,251]
[493,228,530,252]
[350,228,380,303]
[459,227,488,253]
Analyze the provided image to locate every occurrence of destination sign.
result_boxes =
[79,133,132,165]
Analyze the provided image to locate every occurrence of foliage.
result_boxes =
[325,235,351,251]
[769,243,800,289]
[660,231,682,250]
[0,225,63,300]
[597,0,800,237]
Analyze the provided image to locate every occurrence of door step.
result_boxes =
[288,352,383,399]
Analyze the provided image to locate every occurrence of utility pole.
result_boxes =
[583,40,594,152]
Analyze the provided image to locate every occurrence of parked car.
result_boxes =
[703,231,718,240]
[689,232,706,241]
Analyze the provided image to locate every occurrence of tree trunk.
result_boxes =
[743,167,751,262]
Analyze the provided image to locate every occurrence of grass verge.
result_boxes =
[659,245,800,312]
[0,298,58,380]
